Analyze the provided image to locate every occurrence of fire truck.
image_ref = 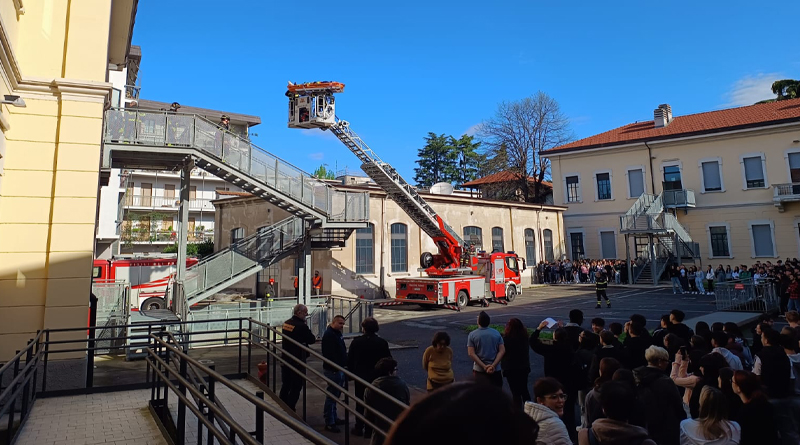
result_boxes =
[92,256,199,311]
[286,81,525,310]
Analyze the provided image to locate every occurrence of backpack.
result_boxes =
[587,427,648,445]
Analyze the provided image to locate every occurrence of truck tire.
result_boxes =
[457,290,469,309]
[505,286,517,303]
[420,252,434,269]
[141,297,166,311]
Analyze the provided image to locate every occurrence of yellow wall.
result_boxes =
[548,124,800,262]
[0,0,127,359]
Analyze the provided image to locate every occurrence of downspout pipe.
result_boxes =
[644,141,656,194]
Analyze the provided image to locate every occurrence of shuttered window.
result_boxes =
[751,224,774,257]
[701,161,722,192]
[628,169,644,198]
[743,157,765,188]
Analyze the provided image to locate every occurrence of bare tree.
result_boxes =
[477,92,573,202]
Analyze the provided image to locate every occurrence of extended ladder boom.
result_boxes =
[328,119,465,271]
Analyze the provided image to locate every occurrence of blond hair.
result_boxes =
[698,386,733,440]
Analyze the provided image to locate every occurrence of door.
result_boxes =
[493,258,505,298]
[188,217,196,241]
[164,184,176,200]
[789,153,800,194]
[663,165,682,191]
[570,232,585,260]
[141,183,152,207]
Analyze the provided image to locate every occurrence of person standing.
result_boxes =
[634,346,686,445]
[501,318,532,409]
[322,315,347,432]
[671,265,684,295]
[347,317,391,438]
[278,304,317,411]
[679,386,741,445]
[422,331,454,391]
[595,271,611,309]
[579,381,656,445]
[732,370,779,445]
[312,270,323,295]
[531,321,581,434]
[364,358,410,445]
[524,377,572,445]
[466,311,505,388]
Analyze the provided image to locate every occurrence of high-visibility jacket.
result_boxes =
[312,275,322,289]
[293,277,298,288]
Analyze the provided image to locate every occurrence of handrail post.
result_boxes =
[177,355,187,445]
[206,366,215,445]
[42,331,50,393]
[255,391,265,442]
[247,319,252,378]
[238,318,243,375]
[7,352,20,438]
[21,339,33,416]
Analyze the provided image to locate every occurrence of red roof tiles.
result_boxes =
[548,98,800,154]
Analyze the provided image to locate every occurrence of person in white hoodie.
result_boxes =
[710,332,743,371]
[525,377,572,445]
[680,386,741,445]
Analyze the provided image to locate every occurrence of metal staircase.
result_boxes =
[328,119,463,244]
[103,108,369,228]
[621,193,699,284]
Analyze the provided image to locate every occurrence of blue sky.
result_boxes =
[133,1,799,181]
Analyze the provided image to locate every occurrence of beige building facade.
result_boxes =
[0,1,138,358]
[212,184,566,299]
[545,100,800,270]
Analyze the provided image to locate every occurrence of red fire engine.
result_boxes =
[286,81,525,310]
[92,256,198,311]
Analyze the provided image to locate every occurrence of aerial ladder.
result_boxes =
[286,81,524,309]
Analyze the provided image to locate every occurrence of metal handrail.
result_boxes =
[774,182,800,197]
[147,333,337,445]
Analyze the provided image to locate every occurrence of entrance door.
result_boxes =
[570,232,585,260]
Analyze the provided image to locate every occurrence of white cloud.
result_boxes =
[724,73,781,107]
[464,123,481,137]
[308,152,324,160]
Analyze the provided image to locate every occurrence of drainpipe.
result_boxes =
[644,141,656,194]
[379,195,386,297]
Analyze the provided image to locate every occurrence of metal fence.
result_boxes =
[714,279,779,312]
[91,280,130,355]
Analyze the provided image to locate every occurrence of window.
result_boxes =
[140,182,152,207]
[491,227,504,252]
[600,231,617,259]
[355,225,374,274]
[663,165,682,191]
[390,223,408,272]
[789,152,800,183]
[750,223,775,257]
[505,256,519,274]
[524,229,536,265]
[709,226,730,257]
[189,186,197,200]
[92,266,102,279]
[164,184,176,199]
[743,156,765,189]
[231,227,244,244]
[627,168,645,198]
[566,176,580,202]
[700,160,722,192]
[595,173,611,200]
[463,226,483,251]
[543,229,554,262]
[569,232,585,260]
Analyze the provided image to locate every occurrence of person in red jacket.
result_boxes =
[312,270,323,295]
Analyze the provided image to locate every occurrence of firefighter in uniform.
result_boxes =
[312,270,322,295]
[595,271,611,309]
[278,304,317,411]
[293,276,299,296]
[264,278,276,302]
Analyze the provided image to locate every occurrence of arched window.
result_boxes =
[355,224,374,274]
[390,223,408,273]
[492,227,504,253]
[463,226,483,251]
[543,229,554,262]
[524,229,536,264]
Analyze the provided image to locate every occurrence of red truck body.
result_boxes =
[92,257,198,311]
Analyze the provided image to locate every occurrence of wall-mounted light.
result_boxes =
[0,95,26,108]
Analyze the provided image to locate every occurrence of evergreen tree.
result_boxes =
[450,134,482,185]
[413,133,459,188]
[312,164,336,180]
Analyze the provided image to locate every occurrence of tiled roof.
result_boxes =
[548,98,800,154]
[133,99,262,126]
[216,191,253,197]
[462,171,553,188]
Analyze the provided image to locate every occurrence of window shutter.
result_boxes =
[628,169,644,197]
[701,161,722,191]
[600,231,617,259]
[752,224,773,257]
[743,157,764,181]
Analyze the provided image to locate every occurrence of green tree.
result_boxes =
[313,164,336,179]
[772,79,800,101]
[413,133,459,188]
[162,240,214,257]
[450,134,482,185]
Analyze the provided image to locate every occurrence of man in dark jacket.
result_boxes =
[531,322,580,434]
[563,309,586,351]
[667,309,694,344]
[633,346,686,445]
[623,323,651,369]
[347,317,391,438]
[364,358,410,445]
[589,331,628,383]
[755,328,791,399]
[322,315,348,432]
[279,304,317,411]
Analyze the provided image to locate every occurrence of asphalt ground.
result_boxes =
[372,284,720,394]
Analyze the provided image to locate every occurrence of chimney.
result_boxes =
[654,104,673,128]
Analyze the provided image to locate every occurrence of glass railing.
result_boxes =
[104,108,368,222]
[662,189,696,208]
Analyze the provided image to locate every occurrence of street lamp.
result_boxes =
[0,95,26,107]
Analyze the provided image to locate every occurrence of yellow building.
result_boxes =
[544,99,800,283]
[0,1,138,358]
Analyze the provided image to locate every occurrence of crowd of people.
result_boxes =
[277,302,800,444]
[537,259,631,285]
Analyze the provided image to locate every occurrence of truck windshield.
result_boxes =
[505,257,519,273]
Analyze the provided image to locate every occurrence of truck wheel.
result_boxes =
[141,297,166,311]
[505,286,517,303]
[457,290,469,309]
[420,252,434,269]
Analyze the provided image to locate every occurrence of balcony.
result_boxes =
[773,183,800,212]
[123,195,215,211]
[121,230,214,244]
[662,189,696,211]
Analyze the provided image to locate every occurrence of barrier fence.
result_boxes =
[714,279,779,313]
